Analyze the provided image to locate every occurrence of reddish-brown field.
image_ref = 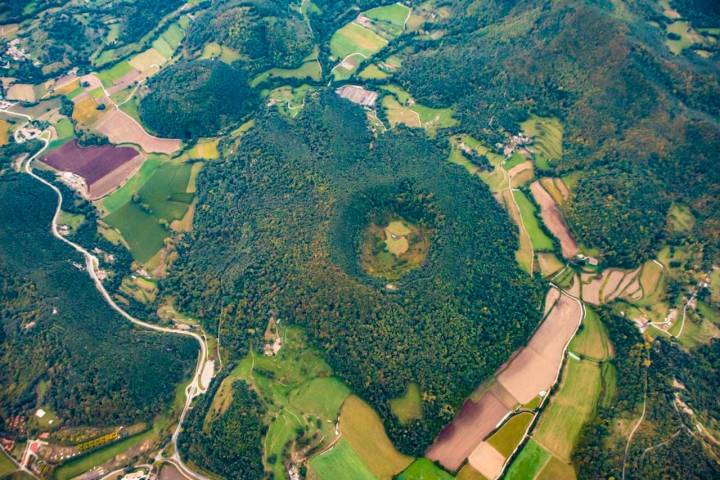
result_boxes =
[95,109,181,154]
[530,181,578,259]
[497,292,582,404]
[426,388,511,471]
[42,140,140,193]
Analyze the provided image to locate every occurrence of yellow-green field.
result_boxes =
[533,358,602,461]
[389,383,423,424]
[521,115,563,169]
[0,119,10,146]
[330,22,388,59]
[568,307,612,361]
[666,203,695,232]
[487,411,534,457]
[397,459,453,480]
[504,439,551,480]
[201,42,242,64]
[339,395,413,479]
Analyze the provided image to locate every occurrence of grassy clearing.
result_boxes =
[639,260,664,299]
[340,395,413,478]
[54,118,74,142]
[512,190,554,251]
[389,383,423,424]
[569,307,611,361]
[330,22,388,59]
[0,450,17,477]
[53,430,154,480]
[487,412,534,457]
[364,3,411,27]
[533,359,602,461]
[200,42,242,64]
[538,253,564,277]
[521,115,563,170]
[266,84,315,118]
[96,61,133,87]
[359,64,390,79]
[711,268,720,304]
[309,439,376,480]
[252,61,322,87]
[666,203,695,232]
[665,21,704,54]
[504,439,551,480]
[397,459,453,480]
[136,162,194,222]
[537,456,576,480]
[187,139,219,160]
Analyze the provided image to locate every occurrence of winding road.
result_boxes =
[5,105,212,480]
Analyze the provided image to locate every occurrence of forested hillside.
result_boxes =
[165,94,545,454]
[396,0,720,266]
[0,171,195,430]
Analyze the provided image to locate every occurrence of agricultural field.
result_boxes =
[504,440,551,480]
[102,157,196,263]
[339,396,413,479]
[309,440,376,480]
[397,459,454,480]
[532,358,602,461]
[329,4,410,77]
[486,412,534,457]
[568,307,612,361]
[53,430,155,480]
[200,42,242,64]
[0,450,17,477]
[382,86,457,134]
[512,190,554,251]
[41,141,142,199]
[95,109,182,154]
[0,119,10,146]
[520,116,563,170]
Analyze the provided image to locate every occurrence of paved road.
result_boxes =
[12,115,211,480]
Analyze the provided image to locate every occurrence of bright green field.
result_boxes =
[364,3,411,26]
[310,439,377,480]
[533,359,602,461]
[330,22,388,59]
[513,190,554,251]
[53,430,154,480]
[504,439,551,480]
[410,103,458,129]
[487,411,534,457]
[161,23,185,50]
[103,201,168,263]
[54,118,74,141]
[152,36,174,59]
[136,162,193,221]
[101,155,166,214]
[505,152,526,169]
[96,61,133,87]
[398,459,453,480]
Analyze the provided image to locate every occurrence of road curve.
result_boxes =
[19,128,210,480]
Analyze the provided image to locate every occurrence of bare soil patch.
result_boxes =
[530,181,578,258]
[88,153,144,200]
[426,391,511,471]
[95,109,181,154]
[497,292,582,404]
[468,442,506,480]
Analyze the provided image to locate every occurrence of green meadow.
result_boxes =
[513,190,555,251]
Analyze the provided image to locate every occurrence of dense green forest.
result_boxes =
[0,171,195,432]
[573,312,720,479]
[140,60,258,138]
[395,0,720,265]
[179,380,266,479]
[165,94,545,454]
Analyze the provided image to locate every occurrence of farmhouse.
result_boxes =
[335,85,379,107]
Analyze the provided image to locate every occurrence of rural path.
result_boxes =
[622,365,648,480]
[14,114,212,480]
